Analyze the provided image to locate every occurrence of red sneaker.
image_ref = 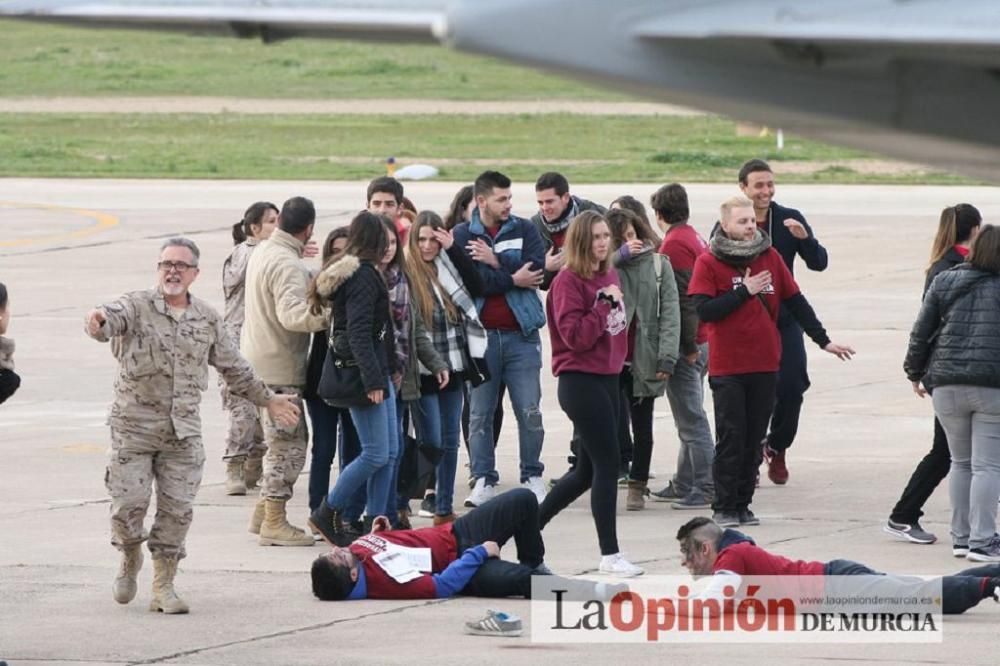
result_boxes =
[765,447,789,485]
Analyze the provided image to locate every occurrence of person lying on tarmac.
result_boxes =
[677,517,1000,615]
[310,488,624,601]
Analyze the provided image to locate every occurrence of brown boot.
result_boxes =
[112,543,144,604]
[149,557,189,614]
[626,480,647,511]
[244,452,264,490]
[225,458,247,496]
[259,499,314,547]
[248,498,265,535]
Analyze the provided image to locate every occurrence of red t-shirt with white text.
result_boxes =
[687,248,798,376]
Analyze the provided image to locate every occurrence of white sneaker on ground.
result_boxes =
[598,553,644,578]
[464,477,495,507]
[522,476,547,504]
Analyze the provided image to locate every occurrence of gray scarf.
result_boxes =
[542,197,580,235]
[710,227,771,268]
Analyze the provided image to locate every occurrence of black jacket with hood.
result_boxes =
[316,255,394,394]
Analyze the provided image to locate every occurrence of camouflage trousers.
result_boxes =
[260,385,309,501]
[221,388,265,461]
[105,424,205,560]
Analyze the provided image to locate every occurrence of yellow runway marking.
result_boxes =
[0,200,119,248]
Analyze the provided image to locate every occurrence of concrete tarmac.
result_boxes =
[2,179,1000,664]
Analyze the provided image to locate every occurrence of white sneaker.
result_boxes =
[464,477,495,507]
[522,476,547,504]
[599,553,644,578]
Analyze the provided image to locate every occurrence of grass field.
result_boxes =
[0,19,622,100]
[0,112,971,183]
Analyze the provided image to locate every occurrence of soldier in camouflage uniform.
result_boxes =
[86,238,300,614]
[220,202,279,495]
[242,197,329,547]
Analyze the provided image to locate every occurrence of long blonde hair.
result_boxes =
[927,204,981,273]
[404,211,460,325]
[564,210,611,280]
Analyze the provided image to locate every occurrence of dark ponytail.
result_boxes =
[232,221,247,245]
[235,201,279,245]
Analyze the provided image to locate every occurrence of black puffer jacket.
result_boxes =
[923,247,965,297]
[904,264,1000,389]
[316,255,393,394]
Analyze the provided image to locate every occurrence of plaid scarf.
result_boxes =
[385,266,410,371]
[419,283,466,375]
[435,250,488,360]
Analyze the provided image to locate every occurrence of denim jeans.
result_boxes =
[337,418,365,523]
[410,388,464,515]
[469,329,545,484]
[665,342,715,497]
[325,380,399,518]
[932,385,1000,549]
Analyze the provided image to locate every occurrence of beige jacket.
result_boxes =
[88,288,273,440]
[241,228,328,387]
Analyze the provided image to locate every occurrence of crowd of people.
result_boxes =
[3,157,984,612]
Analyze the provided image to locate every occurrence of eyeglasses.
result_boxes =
[158,261,197,273]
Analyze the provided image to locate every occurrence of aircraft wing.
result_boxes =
[2,0,1000,181]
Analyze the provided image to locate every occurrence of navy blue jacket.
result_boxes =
[452,211,547,335]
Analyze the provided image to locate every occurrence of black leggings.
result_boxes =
[0,369,20,405]
[540,372,621,556]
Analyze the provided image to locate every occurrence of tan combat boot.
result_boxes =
[112,543,144,604]
[149,557,189,614]
[248,498,265,535]
[225,458,247,495]
[243,452,264,490]
[259,498,314,547]
[626,480,647,511]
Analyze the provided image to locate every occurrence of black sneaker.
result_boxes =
[966,536,1000,563]
[883,519,937,544]
[418,494,436,518]
[739,509,760,526]
[712,511,740,528]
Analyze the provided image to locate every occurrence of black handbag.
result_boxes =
[318,330,373,409]
[398,434,445,500]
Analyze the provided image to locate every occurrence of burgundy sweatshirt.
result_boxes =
[547,267,628,376]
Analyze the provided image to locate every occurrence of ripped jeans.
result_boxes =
[468,328,545,485]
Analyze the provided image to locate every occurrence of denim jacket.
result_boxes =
[452,210,546,335]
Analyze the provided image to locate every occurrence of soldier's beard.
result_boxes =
[162,282,186,297]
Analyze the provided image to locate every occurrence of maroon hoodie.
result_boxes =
[547,267,628,376]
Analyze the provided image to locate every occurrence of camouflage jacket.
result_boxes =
[222,238,259,341]
[88,288,273,439]
[0,336,14,371]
